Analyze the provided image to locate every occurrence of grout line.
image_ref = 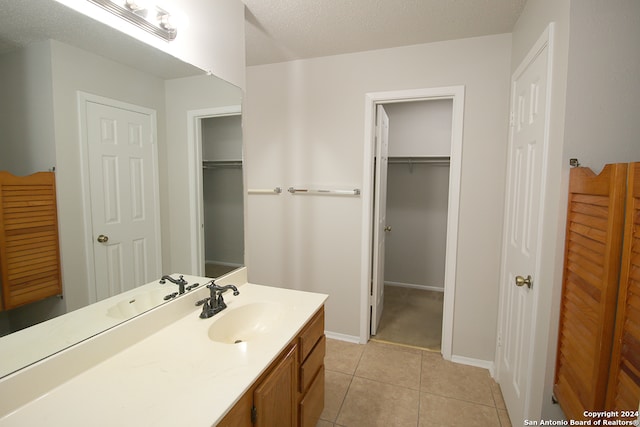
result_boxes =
[419,389,500,409]
[332,372,354,425]
[417,350,424,427]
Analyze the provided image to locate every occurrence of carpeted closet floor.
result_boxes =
[372,285,444,351]
[205,263,240,279]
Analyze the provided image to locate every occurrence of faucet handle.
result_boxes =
[195,297,209,306]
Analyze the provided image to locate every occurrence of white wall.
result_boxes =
[562,0,640,172]
[53,0,246,89]
[202,115,243,161]
[245,34,512,360]
[386,99,453,157]
[384,164,449,290]
[511,0,640,421]
[0,41,56,175]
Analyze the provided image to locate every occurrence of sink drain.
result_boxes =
[234,339,243,344]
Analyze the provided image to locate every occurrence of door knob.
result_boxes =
[515,275,532,289]
[97,234,109,243]
[384,226,392,232]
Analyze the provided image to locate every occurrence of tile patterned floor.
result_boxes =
[318,339,511,427]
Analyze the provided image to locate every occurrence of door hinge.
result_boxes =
[497,333,502,347]
[509,111,515,128]
[251,405,257,424]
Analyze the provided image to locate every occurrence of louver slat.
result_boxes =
[0,171,62,310]
[553,164,627,421]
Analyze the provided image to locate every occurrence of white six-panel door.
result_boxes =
[85,100,160,301]
[497,27,552,426]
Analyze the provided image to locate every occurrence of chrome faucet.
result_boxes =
[159,274,188,294]
[196,280,239,319]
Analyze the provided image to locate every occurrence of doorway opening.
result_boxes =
[187,105,243,277]
[361,86,464,360]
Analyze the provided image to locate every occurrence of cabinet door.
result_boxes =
[216,390,253,427]
[254,344,298,427]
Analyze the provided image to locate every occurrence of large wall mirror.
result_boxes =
[0,0,244,378]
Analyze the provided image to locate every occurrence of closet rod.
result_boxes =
[202,160,243,169]
[288,187,361,196]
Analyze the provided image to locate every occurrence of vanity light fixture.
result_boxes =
[87,0,178,41]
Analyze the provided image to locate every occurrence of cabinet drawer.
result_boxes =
[298,308,324,363]
[300,335,325,393]
[299,365,324,427]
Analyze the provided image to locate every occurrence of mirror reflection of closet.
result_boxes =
[201,115,244,278]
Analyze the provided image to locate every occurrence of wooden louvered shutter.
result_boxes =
[0,171,62,310]
[553,164,628,420]
[606,162,640,411]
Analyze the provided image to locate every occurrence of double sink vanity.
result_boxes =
[0,268,327,426]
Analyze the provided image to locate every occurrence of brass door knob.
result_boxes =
[515,275,532,289]
[97,234,109,243]
[384,226,392,232]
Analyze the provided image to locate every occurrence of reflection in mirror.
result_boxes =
[0,0,243,379]
[201,114,244,278]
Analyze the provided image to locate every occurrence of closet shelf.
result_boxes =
[387,156,450,165]
[202,160,243,169]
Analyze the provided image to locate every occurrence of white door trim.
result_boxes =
[77,91,162,303]
[186,105,242,276]
[360,86,465,361]
[495,23,554,421]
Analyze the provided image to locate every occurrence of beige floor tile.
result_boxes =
[316,420,334,427]
[420,352,494,406]
[321,370,352,422]
[354,341,422,390]
[419,393,501,427]
[498,409,512,427]
[336,376,420,427]
[325,339,365,375]
[491,381,507,410]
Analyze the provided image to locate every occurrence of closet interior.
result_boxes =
[201,114,244,278]
[372,99,452,351]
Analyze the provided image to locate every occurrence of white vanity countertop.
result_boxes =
[0,274,327,426]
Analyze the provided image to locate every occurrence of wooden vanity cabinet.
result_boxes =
[217,306,325,427]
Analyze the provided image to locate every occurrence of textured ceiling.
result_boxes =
[243,0,527,66]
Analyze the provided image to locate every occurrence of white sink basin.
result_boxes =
[106,289,169,320]
[208,302,285,344]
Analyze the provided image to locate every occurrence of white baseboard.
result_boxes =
[325,331,363,344]
[450,355,496,377]
[205,260,243,268]
[384,281,444,293]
